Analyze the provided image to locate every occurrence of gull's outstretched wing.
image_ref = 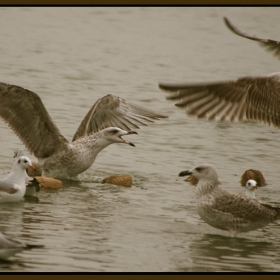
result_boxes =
[159,74,280,128]
[0,83,68,158]
[73,94,168,141]
[224,17,280,59]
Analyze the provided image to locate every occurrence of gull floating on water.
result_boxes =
[14,149,42,178]
[13,149,41,196]
[224,17,280,60]
[0,156,35,203]
[0,83,167,179]
[159,72,280,128]
[179,164,280,237]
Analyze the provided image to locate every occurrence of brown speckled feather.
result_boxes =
[210,189,280,223]
[0,83,68,158]
[73,94,168,141]
[159,74,280,128]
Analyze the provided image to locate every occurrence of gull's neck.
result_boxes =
[74,132,114,152]
[195,178,220,198]
[245,188,256,199]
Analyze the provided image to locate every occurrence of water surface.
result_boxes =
[0,7,280,272]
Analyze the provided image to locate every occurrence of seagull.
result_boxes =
[13,149,41,197]
[0,82,168,179]
[244,179,258,199]
[179,164,280,237]
[224,17,280,60]
[0,156,35,202]
[14,149,42,177]
[159,72,280,128]
[0,232,43,260]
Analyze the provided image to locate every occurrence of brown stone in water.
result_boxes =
[33,176,63,188]
[240,169,267,187]
[102,174,132,187]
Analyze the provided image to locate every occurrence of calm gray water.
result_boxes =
[0,7,280,272]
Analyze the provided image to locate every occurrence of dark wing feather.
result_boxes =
[0,83,68,158]
[72,94,168,141]
[159,76,280,128]
[224,17,280,60]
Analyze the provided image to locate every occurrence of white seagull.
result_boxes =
[244,179,258,199]
[13,149,40,197]
[179,164,280,237]
[13,149,34,184]
[0,156,35,203]
[0,83,167,179]
[224,17,280,60]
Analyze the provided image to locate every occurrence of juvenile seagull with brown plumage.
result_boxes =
[179,164,280,237]
[0,83,167,179]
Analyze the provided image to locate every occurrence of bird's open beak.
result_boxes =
[120,131,138,147]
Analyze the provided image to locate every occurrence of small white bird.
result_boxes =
[0,156,35,203]
[244,179,258,199]
[13,149,41,197]
[13,149,34,184]
[179,164,280,237]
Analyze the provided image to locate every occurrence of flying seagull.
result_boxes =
[0,83,167,179]
[159,72,280,128]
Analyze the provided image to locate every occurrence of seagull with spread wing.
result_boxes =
[0,83,167,179]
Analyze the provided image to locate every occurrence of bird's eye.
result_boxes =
[17,159,21,164]
[196,167,202,172]
[24,160,27,163]
[112,129,119,133]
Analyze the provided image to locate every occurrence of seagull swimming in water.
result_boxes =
[0,83,167,179]
[13,149,41,197]
[179,164,280,237]
[224,17,280,60]
[0,156,35,202]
